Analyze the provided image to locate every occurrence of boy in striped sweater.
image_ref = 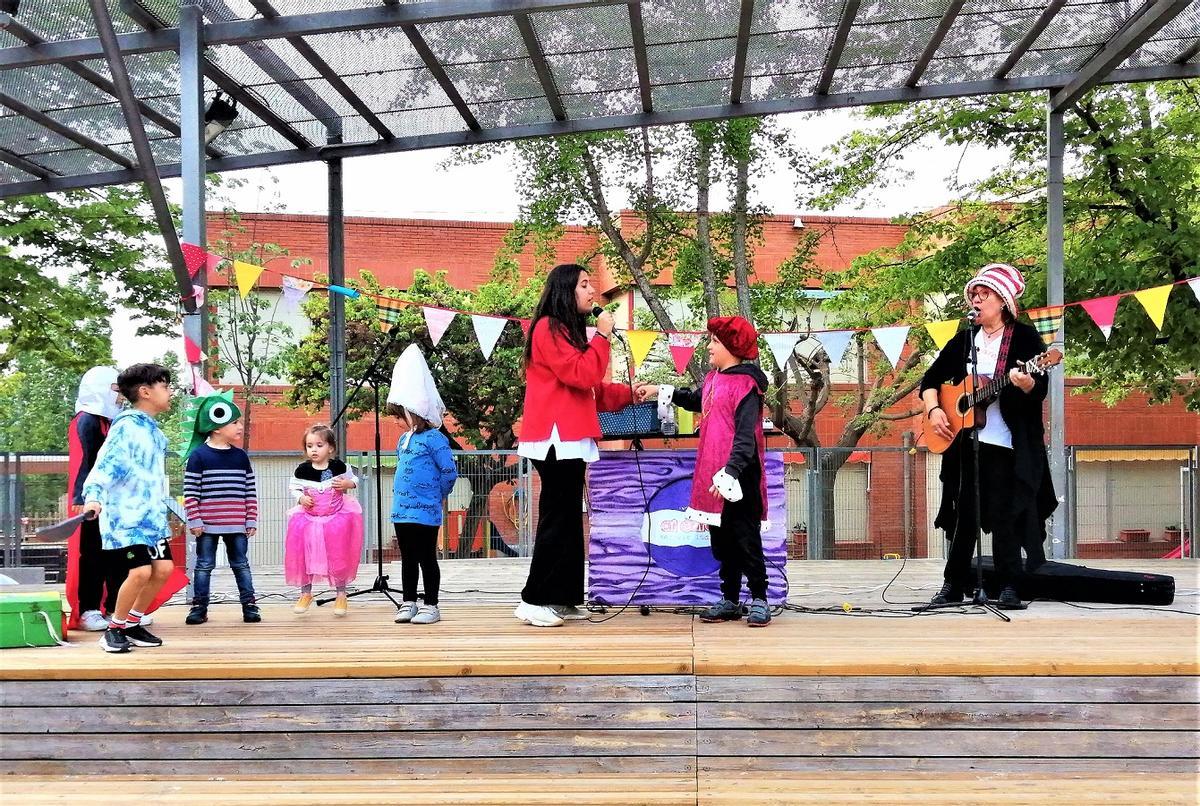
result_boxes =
[180,391,261,624]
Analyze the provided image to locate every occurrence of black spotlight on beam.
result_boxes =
[0,1,20,16]
[203,91,238,144]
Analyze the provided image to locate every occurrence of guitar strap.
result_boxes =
[995,323,1015,374]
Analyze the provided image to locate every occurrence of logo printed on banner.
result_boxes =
[641,478,719,578]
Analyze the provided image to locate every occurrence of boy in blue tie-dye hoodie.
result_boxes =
[82,363,175,654]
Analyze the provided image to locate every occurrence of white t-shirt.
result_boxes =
[517,425,600,463]
[968,328,1013,450]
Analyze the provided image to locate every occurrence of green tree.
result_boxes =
[0,187,177,371]
[0,354,80,453]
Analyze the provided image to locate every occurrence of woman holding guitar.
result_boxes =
[921,263,1058,609]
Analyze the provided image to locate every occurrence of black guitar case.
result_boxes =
[972,556,1175,605]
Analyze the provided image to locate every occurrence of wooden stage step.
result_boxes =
[1,603,1196,679]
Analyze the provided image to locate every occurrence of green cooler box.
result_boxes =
[0,591,66,649]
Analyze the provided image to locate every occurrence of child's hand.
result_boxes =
[246,527,256,537]
[331,476,352,491]
[299,494,314,509]
[635,383,658,403]
[82,502,102,519]
[189,526,204,536]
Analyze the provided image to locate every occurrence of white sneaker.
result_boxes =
[411,604,441,625]
[80,610,108,632]
[550,605,588,621]
[138,613,154,627]
[394,601,418,623]
[513,601,564,627]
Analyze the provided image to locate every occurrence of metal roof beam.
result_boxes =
[0,146,55,179]
[122,1,313,150]
[86,0,195,311]
[730,0,755,103]
[0,14,224,158]
[1051,0,1191,110]
[0,1,628,70]
[629,0,652,112]
[994,0,1067,79]
[0,91,135,168]
[906,0,965,87]
[8,60,1194,200]
[514,12,566,121]
[1175,38,1200,64]
[402,23,480,131]
[814,0,860,95]
[249,0,394,140]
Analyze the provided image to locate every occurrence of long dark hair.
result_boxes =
[522,263,590,366]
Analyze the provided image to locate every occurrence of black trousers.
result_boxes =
[944,441,1038,590]
[77,516,122,613]
[709,465,768,602]
[394,522,441,606]
[521,449,587,606]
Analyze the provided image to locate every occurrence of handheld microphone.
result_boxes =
[592,305,624,341]
[967,308,980,325]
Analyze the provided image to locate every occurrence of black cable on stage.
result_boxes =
[1033,598,1200,617]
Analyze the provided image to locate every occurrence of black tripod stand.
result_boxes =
[316,330,401,607]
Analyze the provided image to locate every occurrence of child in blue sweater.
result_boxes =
[387,345,458,625]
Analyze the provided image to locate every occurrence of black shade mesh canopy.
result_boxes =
[0,0,1196,197]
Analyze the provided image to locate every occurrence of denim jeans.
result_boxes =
[193,533,257,606]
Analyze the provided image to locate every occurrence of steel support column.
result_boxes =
[1046,101,1068,559]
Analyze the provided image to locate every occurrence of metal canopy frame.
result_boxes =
[2,0,1198,563]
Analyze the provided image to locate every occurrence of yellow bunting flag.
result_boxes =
[924,319,960,351]
[1133,284,1172,331]
[233,260,264,299]
[625,330,659,371]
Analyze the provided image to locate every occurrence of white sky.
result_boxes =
[111,107,1007,365]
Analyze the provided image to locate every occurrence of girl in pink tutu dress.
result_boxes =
[285,424,363,616]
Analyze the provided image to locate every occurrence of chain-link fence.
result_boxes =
[2,444,1195,579]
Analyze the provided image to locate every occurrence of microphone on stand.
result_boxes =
[966,307,981,328]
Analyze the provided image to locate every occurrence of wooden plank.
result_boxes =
[697,675,1200,703]
[1,729,698,760]
[0,675,697,707]
[5,701,699,733]
[697,729,1200,758]
[701,756,1200,774]
[698,701,1199,731]
[698,771,1200,805]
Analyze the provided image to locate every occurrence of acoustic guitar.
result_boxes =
[923,348,1063,455]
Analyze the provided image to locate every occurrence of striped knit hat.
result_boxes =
[965,263,1025,315]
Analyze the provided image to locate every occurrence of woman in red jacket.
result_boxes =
[515,263,635,627]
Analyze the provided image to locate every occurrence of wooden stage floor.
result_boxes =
[2,559,1197,804]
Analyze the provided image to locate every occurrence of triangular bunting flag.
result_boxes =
[816,330,854,366]
[376,296,406,332]
[1188,278,1200,305]
[233,260,264,299]
[1080,294,1122,340]
[1133,284,1172,331]
[423,306,456,346]
[181,242,207,278]
[282,275,314,313]
[472,314,508,360]
[763,333,802,374]
[1027,305,1064,346]
[519,319,531,336]
[183,334,204,364]
[924,319,960,351]
[191,367,217,397]
[193,287,205,307]
[872,325,910,370]
[204,253,225,274]
[626,330,659,371]
[668,333,703,375]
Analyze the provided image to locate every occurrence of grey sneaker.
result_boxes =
[394,601,418,623]
[699,599,742,623]
[747,598,771,627]
[410,604,441,625]
[550,605,587,621]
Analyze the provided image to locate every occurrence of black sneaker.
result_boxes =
[242,604,262,623]
[747,599,772,628]
[996,586,1025,610]
[699,599,742,622]
[930,581,966,606]
[185,606,208,625]
[121,624,163,648]
[98,627,131,653]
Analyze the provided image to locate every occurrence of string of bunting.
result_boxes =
[181,243,1200,377]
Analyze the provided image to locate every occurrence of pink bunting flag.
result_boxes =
[1080,294,1122,340]
[422,306,456,346]
[183,334,204,363]
[180,242,207,278]
[668,333,703,375]
[519,320,532,336]
[191,367,217,397]
[204,253,225,275]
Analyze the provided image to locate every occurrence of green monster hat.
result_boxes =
[178,390,242,458]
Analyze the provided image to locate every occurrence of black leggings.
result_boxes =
[78,517,123,613]
[394,522,440,606]
[521,449,587,607]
